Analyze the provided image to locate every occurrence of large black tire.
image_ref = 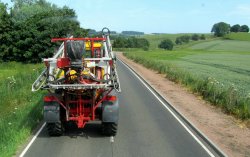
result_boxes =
[47,122,64,136]
[102,122,117,136]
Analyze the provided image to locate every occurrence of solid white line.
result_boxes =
[19,122,46,157]
[119,59,215,157]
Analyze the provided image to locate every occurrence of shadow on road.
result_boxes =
[64,122,105,139]
[38,122,107,139]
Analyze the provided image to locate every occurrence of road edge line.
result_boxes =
[118,57,227,157]
[19,122,46,157]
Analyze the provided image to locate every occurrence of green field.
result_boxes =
[124,35,250,119]
[0,62,44,157]
[190,40,250,51]
[225,32,250,41]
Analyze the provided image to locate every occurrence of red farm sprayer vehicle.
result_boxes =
[32,28,121,136]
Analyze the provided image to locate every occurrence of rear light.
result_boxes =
[44,96,57,102]
[105,96,117,101]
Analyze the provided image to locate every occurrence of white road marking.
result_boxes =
[110,136,115,143]
[19,122,46,157]
[119,59,215,157]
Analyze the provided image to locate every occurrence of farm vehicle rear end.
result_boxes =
[32,28,121,136]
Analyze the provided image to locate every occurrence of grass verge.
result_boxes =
[0,62,45,157]
[124,52,250,120]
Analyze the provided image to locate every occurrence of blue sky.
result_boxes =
[2,0,250,33]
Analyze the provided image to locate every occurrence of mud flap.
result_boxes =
[44,101,60,123]
[102,99,119,124]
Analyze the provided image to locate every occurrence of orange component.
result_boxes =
[105,96,117,101]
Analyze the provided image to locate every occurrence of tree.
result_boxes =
[0,0,87,62]
[240,25,249,32]
[126,37,137,48]
[230,24,241,32]
[211,22,230,37]
[113,37,127,48]
[175,37,182,45]
[200,34,206,40]
[175,35,191,45]
[191,34,199,41]
[0,2,13,61]
[136,38,149,50]
[158,39,174,50]
[180,35,190,43]
[87,29,97,36]
[113,37,149,50]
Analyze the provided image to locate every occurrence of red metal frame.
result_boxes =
[51,37,106,42]
[63,89,113,128]
[45,89,115,128]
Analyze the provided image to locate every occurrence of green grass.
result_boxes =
[0,62,45,157]
[225,32,250,41]
[124,38,250,120]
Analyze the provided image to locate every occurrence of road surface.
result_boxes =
[22,60,220,157]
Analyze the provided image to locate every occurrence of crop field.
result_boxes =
[190,40,250,51]
[0,62,44,157]
[124,38,250,119]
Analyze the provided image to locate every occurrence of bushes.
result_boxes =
[158,39,174,50]
[191,34,199,41]
[175,35,190,45]
[176,34,206,45]
[200,34,206,40]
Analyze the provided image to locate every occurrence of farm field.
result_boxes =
[0,62,44,157]
[190,40,250,51]
[124,37,250,119]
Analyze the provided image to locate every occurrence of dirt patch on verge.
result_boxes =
[117,53,250,157]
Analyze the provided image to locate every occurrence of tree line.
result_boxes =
[113,36,149,50]
[211,22,249,37]
[0,0,87,63]
[175,34,205,45]
[121,31,144,36]
[158,34,206,51]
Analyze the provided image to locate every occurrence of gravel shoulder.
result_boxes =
[117,52,250,157]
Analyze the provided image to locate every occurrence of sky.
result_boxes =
[2,0,250,34]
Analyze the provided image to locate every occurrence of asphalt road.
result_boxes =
[22,60,218,157]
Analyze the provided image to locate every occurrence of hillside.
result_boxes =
[225,32,250,41]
